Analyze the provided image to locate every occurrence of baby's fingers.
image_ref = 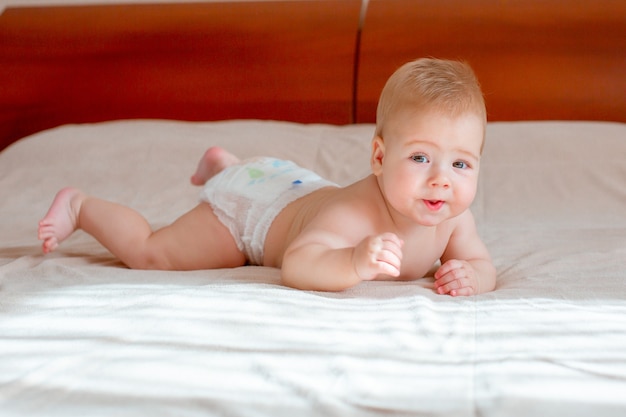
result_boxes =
[436,277,473,296]
[370,234,403,277]
[355,233,403,280]
[434,259,466,280]
[377,232,404,259]
[434,259,476,296]
[376,248,403,277]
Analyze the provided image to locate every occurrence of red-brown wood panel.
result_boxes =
[357,0,626,123]
[0,1,361,151]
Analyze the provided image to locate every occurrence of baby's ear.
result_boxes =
[370,136,385,176]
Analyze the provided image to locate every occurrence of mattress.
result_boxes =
[1,119,625,416]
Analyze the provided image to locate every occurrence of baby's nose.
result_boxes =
[429,170,451,188]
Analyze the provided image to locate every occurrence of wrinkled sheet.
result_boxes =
[1,120,625,416]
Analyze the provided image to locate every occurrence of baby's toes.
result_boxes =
[42,238,58,253]
[38,225,55,240]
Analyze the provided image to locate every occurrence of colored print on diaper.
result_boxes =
[289,179,303,190]
[247,167,264,179]
[245,159,297,186]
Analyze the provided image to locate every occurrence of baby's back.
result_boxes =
[263,185,340,268]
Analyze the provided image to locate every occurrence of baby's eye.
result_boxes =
[411,154,429,163]
[453,161,469,169]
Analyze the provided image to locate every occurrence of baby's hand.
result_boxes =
[353,233,403,281]
[434,259,478,296]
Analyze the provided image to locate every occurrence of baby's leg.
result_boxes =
[190,146,240,186]
[138,203,246,270]
[38,188,246,270]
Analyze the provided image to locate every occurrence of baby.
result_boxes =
[39,58,496,295]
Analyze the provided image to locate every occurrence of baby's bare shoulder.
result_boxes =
[304,183,383,236]
[317,192,378,226]
[448,209,478,234]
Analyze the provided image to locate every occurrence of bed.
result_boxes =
[1,1,625,416]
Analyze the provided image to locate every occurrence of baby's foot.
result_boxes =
[190,147,240,185]
[38,187,84,253]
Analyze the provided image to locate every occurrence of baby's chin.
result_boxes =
[413,209,466,227]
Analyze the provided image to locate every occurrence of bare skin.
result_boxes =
[190,146,240,186]
[38,149,227,255]
[38,110,496,295]
[38,147,247,270]
[38,187,82,254]
[279,110,496,294]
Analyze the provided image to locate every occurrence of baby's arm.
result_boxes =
[435,211,496,296]
[281,230,403,292]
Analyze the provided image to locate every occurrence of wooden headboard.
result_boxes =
[356,0,626,124]
[1,0,625,151]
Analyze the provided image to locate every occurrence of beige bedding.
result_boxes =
[1,119,625,416]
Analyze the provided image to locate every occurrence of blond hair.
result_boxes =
[375,58,486,138]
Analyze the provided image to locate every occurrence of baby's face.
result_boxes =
[374,109,484,227]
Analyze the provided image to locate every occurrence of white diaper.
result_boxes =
[199,157,337,265]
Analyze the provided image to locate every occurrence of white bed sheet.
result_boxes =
[1,120,625,416]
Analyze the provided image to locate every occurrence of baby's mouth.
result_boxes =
[424,200,444,211]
